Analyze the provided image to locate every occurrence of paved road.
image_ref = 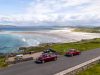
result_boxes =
[0,48,100,75]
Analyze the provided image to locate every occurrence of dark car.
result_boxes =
[43,48,57,53]
[65,49,81,57]
[35,53,57,63]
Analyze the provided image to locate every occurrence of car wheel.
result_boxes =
[42,60,45,63]
[78,52,81,55]
[54,57,57,61]
[71,54,73,57]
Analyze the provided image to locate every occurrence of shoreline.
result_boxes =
[1,28,100,44]
[11,28,100,42]
[0,37,100,55]
[0,28,100,54]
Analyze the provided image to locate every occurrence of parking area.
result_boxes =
[6,52,42,64]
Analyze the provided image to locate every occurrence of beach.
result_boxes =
[11,28,100,43]
[0,27,100,53]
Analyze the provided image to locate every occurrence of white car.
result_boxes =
[15,54,23,60]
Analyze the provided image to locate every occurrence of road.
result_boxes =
[0,48,100,75]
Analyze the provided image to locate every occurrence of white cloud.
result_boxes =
[0,0,100,26]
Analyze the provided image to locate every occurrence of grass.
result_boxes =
[50,38,100,54]
[0,56,8,68]
[21,38,100,54]
[77,63,100,75]
[73,27,100,33]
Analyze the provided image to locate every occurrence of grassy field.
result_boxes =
[0,56,8,68]
[73,27,100,33]
[50,38,100,54]
[21,38,100,54]
[77,63,100,75]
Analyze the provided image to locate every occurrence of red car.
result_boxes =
[35,53,57,63]
[65,49,81,56]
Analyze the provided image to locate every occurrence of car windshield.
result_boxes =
[69,49,76,52]
[41,53,48,57]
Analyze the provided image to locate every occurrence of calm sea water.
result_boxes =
[0,34,29,53]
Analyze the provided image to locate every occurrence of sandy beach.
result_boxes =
[11,28,100,43]
[0,27,100,53]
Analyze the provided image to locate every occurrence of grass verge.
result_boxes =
[73,27,100,33]
[0,56,8,68]
[77,63,100,75]
[20,38,100,54]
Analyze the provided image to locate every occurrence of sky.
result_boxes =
[0,0,100,26]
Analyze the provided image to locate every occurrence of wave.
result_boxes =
[21,37,40,46]
[22,38,27,42]
[27,39,40,46]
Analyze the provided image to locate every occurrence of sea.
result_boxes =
[0,26,68,53]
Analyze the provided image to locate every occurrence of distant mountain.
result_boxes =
[0,25,70,31]
[0,24,99,29]
[0,25,16,28]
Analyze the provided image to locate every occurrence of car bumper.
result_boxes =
[35,60,42,63]
[65,54,72,56]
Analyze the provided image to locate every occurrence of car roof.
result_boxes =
[69,49,76,51]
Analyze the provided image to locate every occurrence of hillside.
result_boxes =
[73,27,100,33]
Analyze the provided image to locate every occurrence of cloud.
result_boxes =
[0,0,100,26]
[25,0,91,22]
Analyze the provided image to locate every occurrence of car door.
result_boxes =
[44,55,50,62]
[75,51,79,55]
[42,55,48,62]
[73,51,77,55]
[49,55,54,61]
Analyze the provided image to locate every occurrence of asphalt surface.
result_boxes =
[0,48,100,75]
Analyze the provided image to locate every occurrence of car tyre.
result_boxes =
[54,57,57,61]
[71,54,73,57]
[78,52,81,55]
[42,60,45,63]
